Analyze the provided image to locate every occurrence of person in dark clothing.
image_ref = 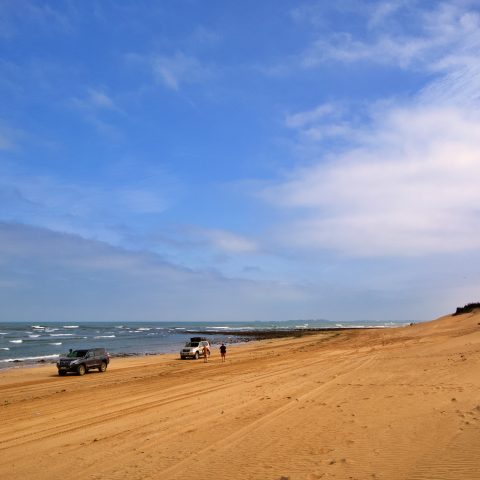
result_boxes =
[220,343,227,362]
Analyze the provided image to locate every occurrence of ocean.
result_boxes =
[0,319,407,369]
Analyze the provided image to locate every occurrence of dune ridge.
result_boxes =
[1,311,480,479]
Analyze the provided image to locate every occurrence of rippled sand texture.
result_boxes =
[1,311,480,480]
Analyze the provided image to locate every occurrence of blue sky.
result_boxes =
[2,0,480,323]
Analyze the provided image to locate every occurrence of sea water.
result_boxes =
[0,319,407,369]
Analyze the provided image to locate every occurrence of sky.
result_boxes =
[1,0,480,323]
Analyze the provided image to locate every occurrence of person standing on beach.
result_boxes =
[203,343,209,363]
[220,343,227,362]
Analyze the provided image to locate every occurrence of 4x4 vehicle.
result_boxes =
[57,348,110,376]
[180,337,210,360]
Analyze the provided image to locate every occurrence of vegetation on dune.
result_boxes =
[453,302,480,316]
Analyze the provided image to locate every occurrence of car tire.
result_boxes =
[58,370,67,376]
[77,364,86,376]
[194,352,199,360]
[99,362,107,372]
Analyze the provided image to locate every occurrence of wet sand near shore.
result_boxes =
[1,312,480,480]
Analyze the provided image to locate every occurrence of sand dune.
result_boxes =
[1,311,480,479]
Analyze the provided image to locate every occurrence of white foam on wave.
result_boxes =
[28,334,40,338]
[0,332,7,335]
[31,325,46,330]
[49,342,62,346]
[49,333,74,337]
[63,325,79,329]
[9,339,23,344]
[94,335,116,339]
[137,327,151,331]
[0,347,9,350]
[1,354,59,363]
[205,326,254,331]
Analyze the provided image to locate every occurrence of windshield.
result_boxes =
[67,350,87,358]
[185,342,199,348]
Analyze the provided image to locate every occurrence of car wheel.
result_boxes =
[99,362,107,372]
[58,370,67,376]
[194,352,199,360]
[77,364,86,376]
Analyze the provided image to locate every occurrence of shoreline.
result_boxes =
[0,326,376,371]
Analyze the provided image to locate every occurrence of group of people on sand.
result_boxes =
[202,343,227,363]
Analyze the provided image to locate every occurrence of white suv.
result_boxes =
[180,337,211,360]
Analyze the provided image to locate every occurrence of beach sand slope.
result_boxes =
[1,311,480,479]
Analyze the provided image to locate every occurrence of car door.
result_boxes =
[85,351,96,369]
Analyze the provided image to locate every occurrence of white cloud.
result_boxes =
[87,88,117,110]
[285,103,337,129]
[68,87,122,138]
[152,52,210,91]
[126,50,211,91]
[295,2,480,72]
[159,225,258,255]
[199,228,258,254]
[259,2,480,257]
[264,104,480,256]
[70,87,120,112]
[0,0,73,38]
[367,1,404,29]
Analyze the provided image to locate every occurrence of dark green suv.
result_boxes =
[56,348,110,376]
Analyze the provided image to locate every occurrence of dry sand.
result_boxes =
[1,311,480,480]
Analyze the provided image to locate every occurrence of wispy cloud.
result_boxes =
[0,0,73,38]
[69,88,121,113]
[283,2,480,77]
[284,102,355,142]
[68,87,123,138]
[265,105,480,256]
[86,88,118,110]
[196,228,258,254]
[0,162,177,247]
[148,225,258,256]
[260,2,480,257]
[127,50,212,91]
[151,51,211,91]
[285,103,337,129]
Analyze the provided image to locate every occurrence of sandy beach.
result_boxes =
[1,311,480,480]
